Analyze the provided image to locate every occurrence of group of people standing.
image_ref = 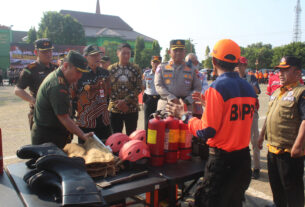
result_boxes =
[13,37,305,207]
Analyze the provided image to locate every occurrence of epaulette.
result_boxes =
[27,62,38,69]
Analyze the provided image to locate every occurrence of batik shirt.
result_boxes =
[74,67,110,128]
[108,63,142,113]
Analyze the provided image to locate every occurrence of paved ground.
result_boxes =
[0,83,301,206]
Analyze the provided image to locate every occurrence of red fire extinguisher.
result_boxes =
[164,115,180,163]
[147,114,165,166]
[179,120,192,160]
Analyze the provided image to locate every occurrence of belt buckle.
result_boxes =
[153,96,157,99]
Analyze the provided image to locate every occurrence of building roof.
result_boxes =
[12,31,27,43]
[60,10,133,31]
[60,10,156,42]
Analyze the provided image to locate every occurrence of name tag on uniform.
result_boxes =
[100,89,105,98]
[282,96,294,102]
[184,80,191,85]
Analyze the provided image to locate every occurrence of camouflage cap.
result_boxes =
[34,38,54,50]
[101,56,110,62]
[66,50,89,72]
[83,44,104,56]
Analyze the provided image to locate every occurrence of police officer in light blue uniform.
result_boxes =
[142,56,162,130]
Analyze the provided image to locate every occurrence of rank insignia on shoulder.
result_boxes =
[165,65,173,70]
[27,62,37,69]
[59,89,68,94]
[58,77,65,85]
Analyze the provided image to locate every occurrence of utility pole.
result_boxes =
[293,0,302,42]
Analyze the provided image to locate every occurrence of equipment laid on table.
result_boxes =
[97,170,149,188]
[129,129,146,142]
[164,115,180,163]
[178,120,192,160]
[105,133,129,154]
[147,113,166,166]
[16,143,107,206]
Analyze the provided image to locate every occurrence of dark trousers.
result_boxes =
[110,112,138,135]
[78,116,112,144]
[143,93,159,131]
[31,123,70,149]
[195,147,251,207]
[267,152,304,207]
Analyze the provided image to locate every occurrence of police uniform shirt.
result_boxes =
[143,69,158,95]
[34,68,70,130]
[17,61,57,97]
[74,67,110,128]
[154,60,202,104]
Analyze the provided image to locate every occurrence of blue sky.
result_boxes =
[1,0,304,61]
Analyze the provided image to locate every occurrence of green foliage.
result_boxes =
[205,46,210,58]
[140,49,153,68]
[152,40,161,56]
[204,57,213,69]
[271,42,305,68]
[27,27,37,44]
[134,36,145,65]
[240,42,273,69]
[103,41,119,63]
[163,48,170,62]
[37,11,86,45]
[185,39,196,55]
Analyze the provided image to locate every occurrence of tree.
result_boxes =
[185,39,196,55]
[152,40,161,56]
[27,27,37,44]
[205,46,210,59]
[272,42,305,68]
[37,11,86,45]
[140,48,153,68]
[134,36,145,65]
[103,41,119,64]
[240,42,273,69]
[163,48,170,62]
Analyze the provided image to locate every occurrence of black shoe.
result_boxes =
[252,169,260,179]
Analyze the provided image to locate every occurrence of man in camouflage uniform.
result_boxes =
[108,43,142,135]
[155,40,201,112]
[14,38,57,129]
[32,50,92,149]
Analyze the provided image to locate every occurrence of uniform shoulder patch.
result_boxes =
[27,62,38,69]
[57,77,66,85]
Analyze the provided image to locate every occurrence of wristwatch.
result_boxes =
[181,112,192,124]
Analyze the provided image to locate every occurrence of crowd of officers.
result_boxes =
[13,38,305,207]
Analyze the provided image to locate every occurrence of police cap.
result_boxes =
[34,38,54,50]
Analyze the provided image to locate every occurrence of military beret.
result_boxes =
[66,50,89,73]
[34,38,54,50]
[151,56,162,62]
[101,56,110,62]
[170,40,185,49]
[83,45,104,56]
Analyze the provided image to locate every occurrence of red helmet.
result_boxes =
[129,130,146,142]
[119,140,150,162]
[105,133,129,153]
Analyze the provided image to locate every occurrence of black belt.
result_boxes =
[209,147,249,155]
[145,94,160,99]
